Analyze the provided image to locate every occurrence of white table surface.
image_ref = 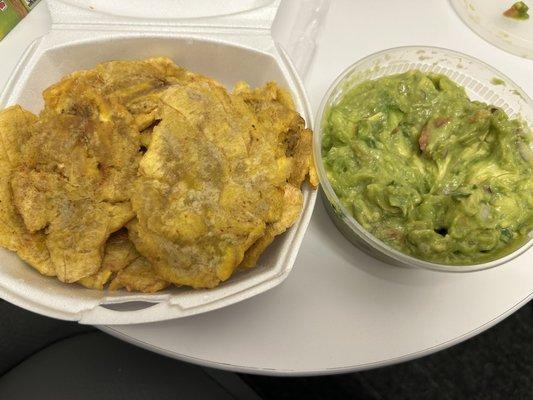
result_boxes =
[1,1,532,376]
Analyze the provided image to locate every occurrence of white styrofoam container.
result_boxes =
[0,0,317,325]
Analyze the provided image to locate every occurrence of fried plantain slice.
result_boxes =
[233,81,318,188]
[101,229,141,272]
[230,82,316,266]
[11,73,139,282]
[41,57,188,131]
[77,269,114,290]
[0,106,54,276]
[240,184,304,268]
[77,229,141,290]
[92,57,190,131]
[128,96,267,288]
[109,256,169,293]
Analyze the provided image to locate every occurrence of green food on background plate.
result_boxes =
[490,77,506,86]
[503,1,529,20]
[322,70,533,265]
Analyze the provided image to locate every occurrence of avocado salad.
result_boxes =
[503,1,529,20]
[322,70,533,265]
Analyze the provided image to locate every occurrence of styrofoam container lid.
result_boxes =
[48,0,282,29]
[0,0,319,325]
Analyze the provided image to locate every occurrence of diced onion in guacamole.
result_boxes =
[322,70,533,265]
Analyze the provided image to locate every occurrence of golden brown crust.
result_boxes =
[0,106,54,276]
[109,257,169,293]
[0,59,316,292]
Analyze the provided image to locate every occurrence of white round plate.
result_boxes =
[2,0,533,377]
[100,2,533,376]
[101,197,533,375]
[451,0,533,59]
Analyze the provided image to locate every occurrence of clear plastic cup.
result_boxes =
[314,46,533,272]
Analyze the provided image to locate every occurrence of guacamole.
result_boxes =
[322,70,533,265]
[503,2,529,20]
